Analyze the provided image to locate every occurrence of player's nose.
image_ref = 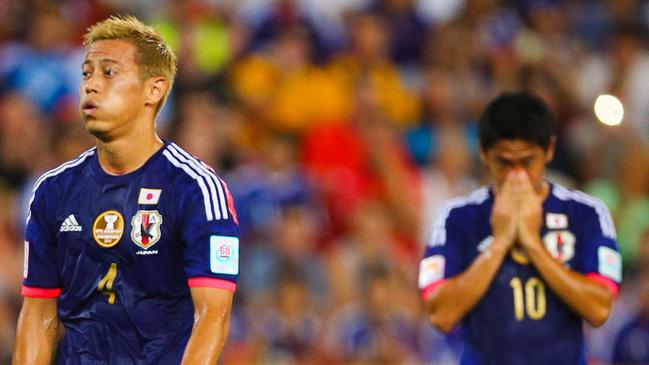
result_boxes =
[83,75,100,94]
[506,165,526,174]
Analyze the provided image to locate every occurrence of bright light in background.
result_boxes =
[594,94,624,126]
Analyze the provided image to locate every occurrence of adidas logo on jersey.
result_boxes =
[60,214,82,232]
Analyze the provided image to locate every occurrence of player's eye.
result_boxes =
[82,70,91,79]
[496,158,513,167]
[104,68,115,77]
[521,157,534,167]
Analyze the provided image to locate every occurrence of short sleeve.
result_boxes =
[22,184,62,298]
[180,174,240,293]
[418,205,467,298]
[574,202,621,293]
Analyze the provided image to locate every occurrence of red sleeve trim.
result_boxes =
[21,285,62,298]
[421,279,447,301]
[188,277,236,292]
[586,273,619,297]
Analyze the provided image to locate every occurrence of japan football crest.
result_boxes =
[543,230,575,262]
[131,210,163,250]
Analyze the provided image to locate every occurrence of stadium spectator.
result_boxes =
[231,25,348,133]
[327,9,420,126]
[324,263,422,363]
[417,127,479,247]
[152,1,234,85]
[227,132,316,241]
[0,5,81,121]
[256,261,323,364]
[302,74,421,240]
[405,66,479,168]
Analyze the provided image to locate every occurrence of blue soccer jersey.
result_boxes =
[22,141,240,364]
[418,183,622,365]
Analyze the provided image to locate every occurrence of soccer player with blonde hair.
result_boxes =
[13,15,239,364]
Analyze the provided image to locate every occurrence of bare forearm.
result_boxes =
[182,286,233,365]
[12,299,59,365]
[181,312,230,365]
[526,241,613,327]
[426,241,509,332]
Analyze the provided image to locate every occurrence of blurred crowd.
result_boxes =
[1,0,649,364]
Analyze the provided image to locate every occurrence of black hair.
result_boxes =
[612,21,647,43]
[478,92,556,151]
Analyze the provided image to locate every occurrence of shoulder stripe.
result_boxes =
[26,148,95,224]
[215,176,229,220]
[166,145,221,220]
[552,184,616,239]
[428,187,489,247]
[169,143,228,220]
[163,150,214,221]
[33,148,95,188]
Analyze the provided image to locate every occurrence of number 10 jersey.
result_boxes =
[418,184,621,365]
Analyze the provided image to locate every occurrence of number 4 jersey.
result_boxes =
[418,183,622,365]
[22,141,240,364]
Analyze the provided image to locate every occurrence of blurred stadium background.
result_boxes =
[1,0,649,364]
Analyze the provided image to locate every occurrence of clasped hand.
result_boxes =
[491,169,543,252]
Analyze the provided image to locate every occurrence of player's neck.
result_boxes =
[96,133,164,176]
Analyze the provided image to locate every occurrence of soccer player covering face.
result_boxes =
[419,92,621,365]
[13,16,239,365]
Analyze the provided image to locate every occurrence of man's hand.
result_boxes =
[515,170,543,250]
[427,170,523,333]
[491,170,520,251]
[508,170,616,327]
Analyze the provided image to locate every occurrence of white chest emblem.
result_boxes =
[138,188,162,205]
[60,214,82,232]
[131,210,163,250]
[543,230,575,262]
[546,213,568,229]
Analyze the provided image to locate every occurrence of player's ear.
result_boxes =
[145,77,168,108]
[544,136,557,163]
[479,145,488,164]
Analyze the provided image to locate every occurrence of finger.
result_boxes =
[498,171,513,190]
[509,169,525,194]
[517,170,536,198]
[517,170,531,186]
[498,170,518,194]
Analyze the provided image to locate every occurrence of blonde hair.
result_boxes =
[84,15,177,115]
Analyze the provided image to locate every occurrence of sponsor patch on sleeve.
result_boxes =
[418,255,445,289]
[210,236,239,275]
[598,246,621,283]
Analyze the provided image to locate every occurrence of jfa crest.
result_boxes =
[543,230,575,262]
[131,210,163,250]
